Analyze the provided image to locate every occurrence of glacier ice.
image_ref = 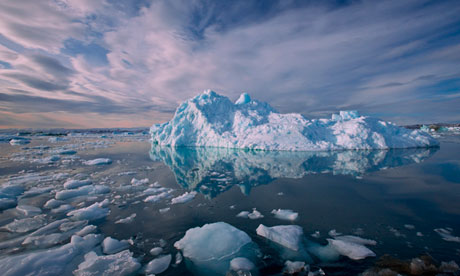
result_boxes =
[326,238,376,260]
[150,90,438,151]
[256,224,304,251]
[271,209,298,221]
[174,222,259,275]
[67,200,110,221]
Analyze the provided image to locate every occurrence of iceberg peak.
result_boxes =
[150,90,439,151]
[235,93,251,105]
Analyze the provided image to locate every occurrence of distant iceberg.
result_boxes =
[150,90,438,151]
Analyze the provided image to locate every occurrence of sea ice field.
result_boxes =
[1,126,460,275]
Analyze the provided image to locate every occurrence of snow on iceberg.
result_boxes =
[174,222,259,275]
[150,90,438,151]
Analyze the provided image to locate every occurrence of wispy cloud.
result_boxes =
[0,0,459,128]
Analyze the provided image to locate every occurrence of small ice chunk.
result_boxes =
[230,257,255,271]
[150,247,163,256]
[16,205,42,216]
[0,234,102,275]
[51,204,73,213]
[130,178,149,186]
[171,191,197,204]
[144,191,170,203]
[175,252,183,265]
[2,216,46,233]
[404,224,415,230]
[271,209,298,221]
[67,200,110,221]
[256,224,303,251]
[434,228,460,242]
[76,225,97,236]
[311,231,320,238]
[55,186,93,200]
[83,158,112,165]
[60,220,88,232]
[48,137,68,143]
[9,138,30,145]
[235,93,251,105]
[115,213,136,224]
[58,149,77,155]
[143,254,171,275]
[63,179,92,189]
[328,229,342,237]
[22,186,53,198]
[237,209,263,219]
[74,250,141,276]
[334,235,377,246]
[327,238,376,260]
[283,260,307,274]
[44,199,64,209]
[102,237,130,254]
[159,207,170,213]
[0,198,17,211]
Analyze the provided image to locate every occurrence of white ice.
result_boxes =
[230,257,255,271]
[237,208,264,219]
[150,247,163,256]
[326,238,376,260]
[334,235,377,246]
[2,216,46,233]
[0,234,102,276]
[83,158,112,165]
[16,204,42,216]
[63,179,92,189]
[115,213,136,224]
[256,224,303,251]
[74,250,141,276]
[130,178,149,186]
[434,228,460,242]
[143,254,171,275]
[271,209,298,221]
[171,191,197,204]
[67,200,110,221]
[284,260,307,274]
[102,237,130,254]
[150,90,438,151]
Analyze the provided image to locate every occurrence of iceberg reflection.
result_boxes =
[149,146,437,197]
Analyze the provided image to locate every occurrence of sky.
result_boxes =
[0,0,459,129]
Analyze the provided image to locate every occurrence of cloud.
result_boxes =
[0,0,460,128]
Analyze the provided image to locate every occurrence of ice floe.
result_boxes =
[63,179,92,189]
[83,158,112,165]
[237,208,264,219]
[102,237,130,254]
[283,260,308,274]
[171,191,197,204]
[174,222,259,275]
[271,209,298,221]
[230,257,255,271]
[74,250,141,276]
[326,238,376,260]
[151,90,438,151]
[2,216,46,233]
[115,213,136,224]
[67,200,110,221]
[256,224,303,251]
[16,204,42,216]
[143,254,171,275]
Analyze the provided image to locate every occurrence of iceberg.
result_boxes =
[150,90,438,151]
[174,222,259,275]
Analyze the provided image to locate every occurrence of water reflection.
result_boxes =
[150,146,438,197]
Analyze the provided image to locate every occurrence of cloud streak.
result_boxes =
[0,0,459,128]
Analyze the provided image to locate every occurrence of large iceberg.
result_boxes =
[150,90,438,151]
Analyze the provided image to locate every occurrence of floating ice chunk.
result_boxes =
[0,198,17,211]
[9,138,30,145]
[434,228,460,242]
[143,254,171,274]
[16,205,42,216]
[150,91,438,151]
[83,158,112,165]
[64,179,92,189]
[171,191,197,204]
[159,207,170,213]
[67,200,110,221]
[130,178,149,186]
[22,233,67,248]
[0,234,102,276]
[327,238,376,260]
[334,235,377,246]
[44,198,64,209]
[404,224,415,230]
[2,216,46,233]
[60,220,88,232]
[76,225,97,236]
[51,204,74,213]
[22,186,53,198]
[175,222,258,275]
[328,229,342,237]
[175,252,183,265]
[48,137,68,143]
[283,260,307,274]
[271,209,298,221]
[230,257,255,271]
[256,224,303,251]
[102,237,130,254]
[311,231,321,238]
[144,191,170,203]
[115,213,136,224]
[237,208,264,219]
[58,149,77,155]
[74,250,141,276]
[150,247,163,256]
[55,186,93,200]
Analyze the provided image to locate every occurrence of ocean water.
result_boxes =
[0,129,459,275]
